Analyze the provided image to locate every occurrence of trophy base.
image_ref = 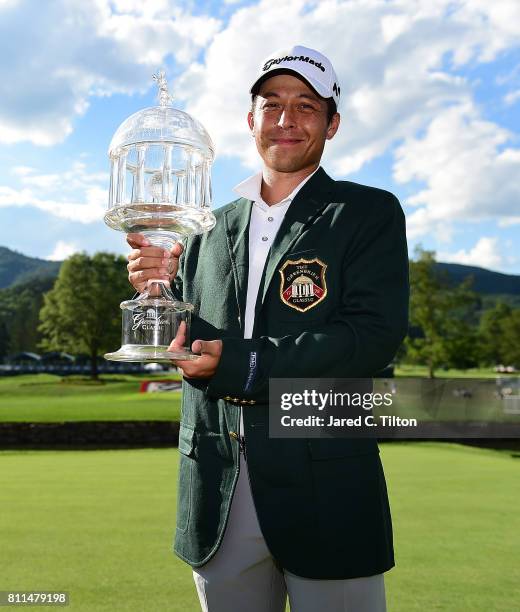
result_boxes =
[104,344,199,363]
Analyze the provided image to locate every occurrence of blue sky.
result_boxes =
[0,0,519,273]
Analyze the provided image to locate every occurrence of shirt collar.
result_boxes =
[233,167,320,210]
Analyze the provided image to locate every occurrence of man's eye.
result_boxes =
[263,103,280,110]
[297,104,317,113]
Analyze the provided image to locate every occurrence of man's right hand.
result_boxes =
[126,233,184,293]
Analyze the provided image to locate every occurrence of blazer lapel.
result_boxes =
[259,167,336,306]
[224,198,253,332]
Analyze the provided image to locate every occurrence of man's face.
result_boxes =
[248,73,340,173]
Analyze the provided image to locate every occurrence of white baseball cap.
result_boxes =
[250,45,340,109]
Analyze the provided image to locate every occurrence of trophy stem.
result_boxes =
[141,231,179,252]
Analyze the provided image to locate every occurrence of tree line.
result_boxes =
[0,248,519,379]
[406,248,520,377]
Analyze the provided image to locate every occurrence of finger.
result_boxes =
[128,246,171,261]
[167,321,187,351]
[127,256,170,272]
[174,356,209,377]
[170,242,184,257]
[129,269,170,285]
[126,233,151,249]
[176,320,187,346]
[192,339,220,356]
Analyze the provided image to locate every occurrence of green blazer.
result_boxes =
[172,167,409,579]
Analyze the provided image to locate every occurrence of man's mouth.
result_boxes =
[271,138,304,145]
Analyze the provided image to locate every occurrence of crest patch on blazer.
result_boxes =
[279,257,328,312]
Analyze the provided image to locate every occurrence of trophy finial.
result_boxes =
[152,70,172,107]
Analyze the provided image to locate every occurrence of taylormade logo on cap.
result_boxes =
[263,55,326,73]
[250,45,340,108]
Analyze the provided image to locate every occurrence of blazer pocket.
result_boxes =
[284,248,317,259]
[176,422,195,534]
[307,437,379,460]
[178,422,196,457]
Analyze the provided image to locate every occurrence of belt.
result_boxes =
[223,396,256,406]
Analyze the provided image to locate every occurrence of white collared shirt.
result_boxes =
[233,167,319,340]
[232,167,319,436]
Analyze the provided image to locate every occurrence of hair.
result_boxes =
[251,94,337,125]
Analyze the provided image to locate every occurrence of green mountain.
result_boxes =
[437,262,520,295]
[0,247,61,289]
[436,262,520,308]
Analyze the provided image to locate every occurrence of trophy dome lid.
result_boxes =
[108,105,215,159]
[108,71,214,160]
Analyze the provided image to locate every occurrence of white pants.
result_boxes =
[193,453,387,612]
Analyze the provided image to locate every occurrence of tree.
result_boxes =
[0,276,56,354]
[479,303,520,368]
[500,309,520,367]
[478,301,513,365]
[441,276,481,370]
[405,247,480,377]
[0,320,9,361]
[39,252,130,379]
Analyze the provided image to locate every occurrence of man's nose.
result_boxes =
[277,106,297,129]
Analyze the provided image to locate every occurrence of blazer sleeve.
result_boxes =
[172,238,225,342]
[205,193,409,402]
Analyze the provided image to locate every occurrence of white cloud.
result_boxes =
[0,0,221,145]
[504,89,520,105]
[110,0,171,16]
[498,216,520,227]
[437,237,508,270]
[46,240,79,261]
[0,161,108,223]
[10,166,35,176]
[174,0,520,176]
[394,103,520,238]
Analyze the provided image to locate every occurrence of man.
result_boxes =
[127,45,409,612]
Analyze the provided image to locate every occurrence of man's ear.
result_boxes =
[247,111,254,133]
[326,112,340,140]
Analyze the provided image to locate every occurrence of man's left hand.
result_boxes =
[170,337,223,378]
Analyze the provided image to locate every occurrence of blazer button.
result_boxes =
[229,431,239,440]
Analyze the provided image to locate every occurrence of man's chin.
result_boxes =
[265,156,313,174]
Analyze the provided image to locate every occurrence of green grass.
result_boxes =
[0,448,197,611]
[373,377,519,423]
[0,370,512,424]
[0,444,518,611]
[382,443,520,611]
[0,374,182,422]
[395,365,501,379]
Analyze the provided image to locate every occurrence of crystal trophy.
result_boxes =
[104,72,216,362]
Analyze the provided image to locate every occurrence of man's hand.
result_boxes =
[170,338,223,379]
[126,233,183,293]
